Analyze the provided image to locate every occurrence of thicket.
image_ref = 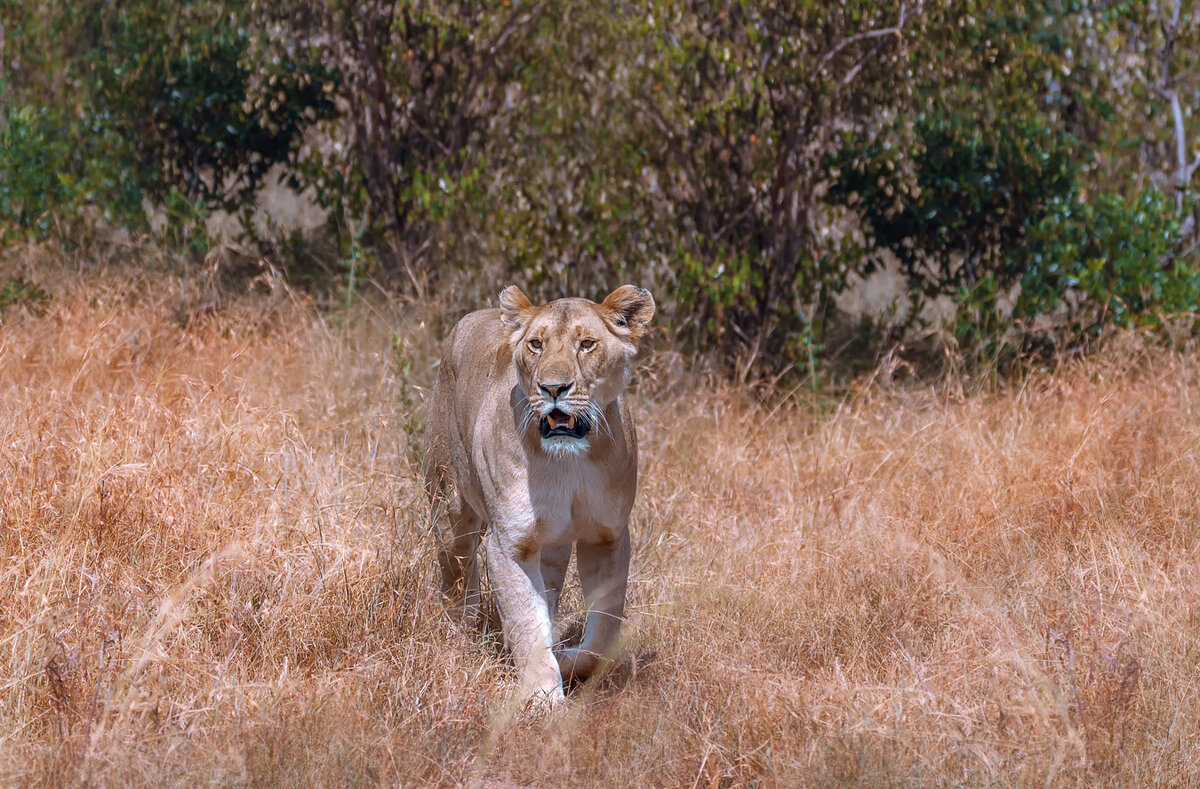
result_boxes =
[2,0,1198,377]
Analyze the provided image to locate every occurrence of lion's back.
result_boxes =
[422,307,511,491]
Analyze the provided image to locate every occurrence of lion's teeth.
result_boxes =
[566,415,576,429]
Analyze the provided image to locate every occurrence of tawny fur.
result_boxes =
[423,284,655,706]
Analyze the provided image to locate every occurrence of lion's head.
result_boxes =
[498,284,655,457]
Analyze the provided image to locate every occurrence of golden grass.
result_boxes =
[2,254,1199,786]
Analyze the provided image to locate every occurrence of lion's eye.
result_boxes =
[580,339,596,352]
[528,338,542,352]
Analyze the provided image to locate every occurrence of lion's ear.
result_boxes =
[498,285,535,330]
[599,285,656,343]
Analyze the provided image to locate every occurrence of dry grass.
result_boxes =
[2,253,1199,787]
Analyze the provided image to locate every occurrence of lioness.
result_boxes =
[423,284,655,706]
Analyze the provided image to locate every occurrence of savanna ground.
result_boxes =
[2,251,1199,787]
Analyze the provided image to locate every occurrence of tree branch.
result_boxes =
[1158,1,1191,217]
[816,1,919,77]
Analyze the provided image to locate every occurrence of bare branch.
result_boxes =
[842,41,888,87]
[1170,89,1188,196]
[816,1,920,77]
[817,27,901,75]
[1160,2,1192,216]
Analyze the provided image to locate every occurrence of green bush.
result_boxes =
[0,105,80,243]
[631,1,914,372]
[828,105,1197,353]
[0,276,51,317]
[289,0,548,282]
[828,99,1198,350]
[1,0,336,252]
[85,6,337,214]
[0,104,144,245]
[826,109,1080,302]
[1018,190,1198,332]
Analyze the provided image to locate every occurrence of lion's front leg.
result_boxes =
[557,530,630,681]
[485,526,564,707]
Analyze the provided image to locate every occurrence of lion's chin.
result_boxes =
[540,434,590,458]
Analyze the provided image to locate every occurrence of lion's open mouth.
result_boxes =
[540,408,590,439]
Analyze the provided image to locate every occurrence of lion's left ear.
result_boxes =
[599,285,655,343]
[498,285,535,331]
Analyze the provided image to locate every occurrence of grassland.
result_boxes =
[2,253,1198,787]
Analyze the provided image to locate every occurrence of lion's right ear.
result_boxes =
[498,285,535,330]
[599,284,656,344]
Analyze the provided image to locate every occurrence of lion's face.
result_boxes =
[499,285,655,457]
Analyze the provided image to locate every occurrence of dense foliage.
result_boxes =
[2,0,1198,375]
[1,0,336,251]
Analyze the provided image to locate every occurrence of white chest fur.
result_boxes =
[524,453,625,547]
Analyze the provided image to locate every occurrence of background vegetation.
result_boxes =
[3,0,1199,376]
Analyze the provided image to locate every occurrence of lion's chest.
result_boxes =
[526,458,626,547]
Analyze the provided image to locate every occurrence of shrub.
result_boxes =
[84,6,337,214]
[286,0,547,283]
[0,105,80,243]
[828,106,1197,355]
[0,104,144,245]
[825,109,1081,304]
[1017,189,1198,334]
[0,0,337,252]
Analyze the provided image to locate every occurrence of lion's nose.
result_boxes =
[539,381,573,400]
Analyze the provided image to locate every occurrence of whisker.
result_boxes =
[514,393,538,435]
[587,400,612,439]
[519,404,536,434]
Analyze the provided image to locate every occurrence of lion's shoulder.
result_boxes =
[441,307,512,380]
